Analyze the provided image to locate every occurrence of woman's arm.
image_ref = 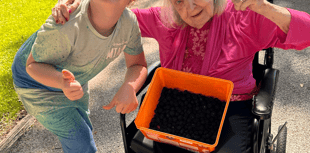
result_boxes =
[52,1,165,39]
[252,2,291,33]
[234,0,291,33]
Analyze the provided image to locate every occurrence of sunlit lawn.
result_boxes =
[0,0,58,137]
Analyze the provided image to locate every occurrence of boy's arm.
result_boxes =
[102,51,147,114]
[123,51,148,98]
[27,24,84,101]
[26,52,84,101]
[102,9,148,114]
[26,52,63,89]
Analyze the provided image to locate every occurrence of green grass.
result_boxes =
[0,0,58,133]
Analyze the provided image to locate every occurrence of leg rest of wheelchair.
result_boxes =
[131,130,155,153]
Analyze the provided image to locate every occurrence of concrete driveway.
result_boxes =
[6,0,310,152]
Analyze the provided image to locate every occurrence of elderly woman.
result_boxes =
[55,0,310,152]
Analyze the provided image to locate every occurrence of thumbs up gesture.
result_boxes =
[61,69,84,101]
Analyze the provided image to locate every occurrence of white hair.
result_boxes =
[160,0,227,28]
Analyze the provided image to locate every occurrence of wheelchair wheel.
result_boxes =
[276,125,287,153]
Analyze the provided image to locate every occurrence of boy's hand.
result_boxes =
[52,0,81,24]
[102,84,138,114]
[61,69,84,101]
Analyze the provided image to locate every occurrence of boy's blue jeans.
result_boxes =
[14,83,97,153]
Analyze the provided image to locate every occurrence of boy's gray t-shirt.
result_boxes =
[32,0,143,87]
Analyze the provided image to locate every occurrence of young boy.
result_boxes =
[11,0,147,152]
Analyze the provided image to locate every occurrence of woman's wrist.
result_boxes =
[250,1,270,15]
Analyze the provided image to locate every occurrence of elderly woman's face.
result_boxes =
[171,0,214,29]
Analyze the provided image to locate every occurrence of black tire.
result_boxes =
[276,125,287,153]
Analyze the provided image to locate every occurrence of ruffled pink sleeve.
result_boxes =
[246,7,310,51]
[224,1,310,55]
[279,8,310,50]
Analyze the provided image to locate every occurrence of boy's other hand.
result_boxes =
[102,84,138,114]
[52,0,81,24]
[61,69,84,101]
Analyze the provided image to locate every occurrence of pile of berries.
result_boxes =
[149,87,226,144]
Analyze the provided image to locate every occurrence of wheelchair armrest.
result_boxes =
[252,68,279,120]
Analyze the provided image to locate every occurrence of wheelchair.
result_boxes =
[120,45,288,153]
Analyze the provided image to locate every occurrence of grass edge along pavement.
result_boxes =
[0,0,59,143]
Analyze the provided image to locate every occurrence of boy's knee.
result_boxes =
[34,108,96,153]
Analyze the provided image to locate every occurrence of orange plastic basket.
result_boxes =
[135,67,234,153]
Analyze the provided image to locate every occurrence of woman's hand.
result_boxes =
[102,84,139,114]
[233,0,267,12]
[52,0,81,24]
[61,69,84,101]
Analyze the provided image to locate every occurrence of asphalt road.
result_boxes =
[5,0,310,152]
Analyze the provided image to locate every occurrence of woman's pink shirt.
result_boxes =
[132,0,310,95]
